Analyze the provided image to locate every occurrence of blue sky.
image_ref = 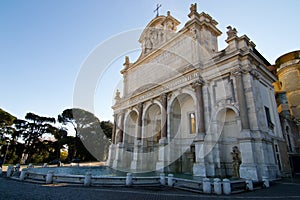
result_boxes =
[0,0,299,121]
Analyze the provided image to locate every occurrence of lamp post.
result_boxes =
[3,141,10,164]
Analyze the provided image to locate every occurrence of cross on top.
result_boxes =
[154,4,162,17]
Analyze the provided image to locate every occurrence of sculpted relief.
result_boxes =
[140,12,179,56]
[143,27,165,54]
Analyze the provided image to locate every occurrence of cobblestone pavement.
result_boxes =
[1,177,300,200]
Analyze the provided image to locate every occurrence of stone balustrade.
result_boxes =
[5,164,272,195]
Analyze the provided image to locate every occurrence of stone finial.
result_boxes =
[114,89,121,103]
[190,3,197,12]
[188,3,199,19]
[226,26,238,39]
[123,56,130,69]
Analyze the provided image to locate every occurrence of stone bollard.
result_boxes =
[15,164,21,171]
[203,178,211,194]
[46,170,54,184]
[28,163,34,168]
[13,164,21,176]
[160,173,166,185]
[223,179,231,195]
[84,172,92,186]
[246,179,253,191]
[167,174,174,187]
[19,169,28,181]
[126,173,132,186]
[6,165,14,177]
[262,176,270,188]
[213,178,222,195]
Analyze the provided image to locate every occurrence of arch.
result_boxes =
[168,91,197,139]
[124,110,138,151]
[168,92,196,174]
[142,99,163,118]
[167,89,197,112]
[143,103,161,151]
[216,107,240,177]
[215,105,240,120]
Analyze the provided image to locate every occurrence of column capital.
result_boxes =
[137,102,143,111]
[160,93,168,102]
[249,68,261,80]
[231,67,248,77]
[191,77,205,89]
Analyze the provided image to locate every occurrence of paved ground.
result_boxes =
[1,176,300,200]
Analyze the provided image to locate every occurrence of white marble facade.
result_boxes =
[107,4,282,181]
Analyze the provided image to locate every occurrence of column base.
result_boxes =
[240,164,258,181]
[159,137,168,145]
[193,163,206,177]
[106,144,116,167]
[156,161,171,172]
[193,132,205,142]
[260,164,280,180]
[112,144,125,169]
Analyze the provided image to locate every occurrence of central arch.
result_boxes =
[168,93,196,174]
[124,110,138,152]
[143,103,161,152]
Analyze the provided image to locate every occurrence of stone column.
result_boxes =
[232,68,258,181]
[192,79,205,136]
[131,104,143,170]
[192,79,207,177]
[112,111,125,169]
[118,112,125,144]
[160,93,168,143]
[137,103,143,141]
[232,69,250,130]
[156,94,168,171]
[111,114,117,144]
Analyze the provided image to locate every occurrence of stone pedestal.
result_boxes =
[193,138,207,177]
[130,143,142,170]
[84,172,92,186]
[206,163,216,177]
[112,143,125,169]
[213,178,222,195]
[126,173,133,186]
[46,170,54,184]
[107,144,116,166]
[193,163,206,177]
[19,169,28,181]
[239,132,259,181]
[203,178,211,194]
[222,179,231,195]
[240,164,258,181]
[156,143,169,172]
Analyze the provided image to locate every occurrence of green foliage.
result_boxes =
[58,108,111,162]
[0,107,111,164]
[0,108,16,126]
[100,121,113,139]
[0,108,16,140]
[14,112,56,163]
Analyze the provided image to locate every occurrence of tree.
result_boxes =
[0,108,16,140]
[58,108,111,161]
[48,127,68,161]
[14,112,56,163]
[0,108,16,126]
[100,121,113,139]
